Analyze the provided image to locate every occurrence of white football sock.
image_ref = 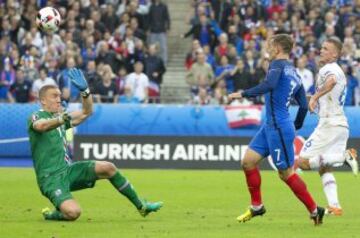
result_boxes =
[251,204,263,211]
[321,172,341,208]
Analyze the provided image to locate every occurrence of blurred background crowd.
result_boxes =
[0,0,359,105]
[184,0,360,105]
[0,0,169,103]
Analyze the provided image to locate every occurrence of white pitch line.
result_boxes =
[0,137,29,144]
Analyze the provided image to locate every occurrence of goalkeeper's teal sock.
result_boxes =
[43,209,66,221]
[109,171,143,209]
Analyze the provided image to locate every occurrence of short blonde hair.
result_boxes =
[325,37,343,58]
[270,34,294,54]
[39,85,59,99]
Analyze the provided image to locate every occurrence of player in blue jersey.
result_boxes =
[229,34,325,225]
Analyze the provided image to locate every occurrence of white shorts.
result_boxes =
[300,123,349,164]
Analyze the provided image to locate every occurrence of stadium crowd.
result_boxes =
[183,0,360,106]
[0,0,359,105]
[0,0,169,104]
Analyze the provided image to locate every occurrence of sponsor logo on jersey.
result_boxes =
[31,114,39,122]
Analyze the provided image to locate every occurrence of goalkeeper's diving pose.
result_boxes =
[27,68,162,221]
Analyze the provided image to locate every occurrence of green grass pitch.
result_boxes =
[0,168,359,238]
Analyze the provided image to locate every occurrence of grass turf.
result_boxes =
[0,168,359,238]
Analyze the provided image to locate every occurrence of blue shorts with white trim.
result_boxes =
[249,123,295,170]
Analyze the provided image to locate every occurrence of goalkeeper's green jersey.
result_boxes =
[27,109,72,183]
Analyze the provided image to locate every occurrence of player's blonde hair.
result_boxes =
[270,34,294,54]
[39,85,59,99]
[325,37,343,58]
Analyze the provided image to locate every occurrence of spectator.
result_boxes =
[31,67,57,100]
[132,39,147,65]
[227,24,244,57]
[115,66,128,96]
[94,65,119,103]
[250,57,269,104]
[42,32,66,57]
[125,61,149,103]
[119,85,140,103]
[96,41,119,73]
[90,10,106,35]
[253,57,269,87]
[0,57,16,102]
[203,44,216,69]
[138,0,152,15]
[118,12,131,39]
[101,4,119,33]
[185,39,201,70]
[215,55,235,92]
[210,0,232,31]
[353,17,360,48]
[130,17,146,42]
[243,50,258,75]
[185,49,214,88]
[148,0,171,64]
[107,30,128,67]
[66,19,82,48]
[8,68,32,103]
[192,87,213,105]
[231,58,252,92]
[227,46,239,65]
[86,60,102,93]
[46,59,60,80]
[232,14,248,39]
[341,63,359,106]
[214,79,228,105]
[144,44,166,88]
[128,0,146,30]
[182,14,215,48]
[214,33,233,64]
[307,9,323,38]
[124,26,138,70]
[21,54,39,82]
[318,25,336,45]
[19,33,35,56]
[296,55,315,94]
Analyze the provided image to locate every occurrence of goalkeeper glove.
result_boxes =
[68,68,90,98]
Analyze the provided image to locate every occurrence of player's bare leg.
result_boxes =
[297,149,359,176]
[42,199,81,221]
[95,161,162,217]
[295,157,311,170]
[237,149,266,223]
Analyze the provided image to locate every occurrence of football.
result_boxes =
[36,7,61,33]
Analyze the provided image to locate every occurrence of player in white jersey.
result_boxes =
[296,37,358,216]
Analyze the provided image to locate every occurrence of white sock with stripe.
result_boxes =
[321,172,341,208]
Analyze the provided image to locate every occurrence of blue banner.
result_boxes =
[1,103,360,159]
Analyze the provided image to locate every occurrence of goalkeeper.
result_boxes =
[27,68,162,221]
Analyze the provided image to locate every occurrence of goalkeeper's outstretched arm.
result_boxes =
[70,94,93,126]
[68,68,93,126]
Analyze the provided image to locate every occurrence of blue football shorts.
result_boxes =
[249,123,295,170]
